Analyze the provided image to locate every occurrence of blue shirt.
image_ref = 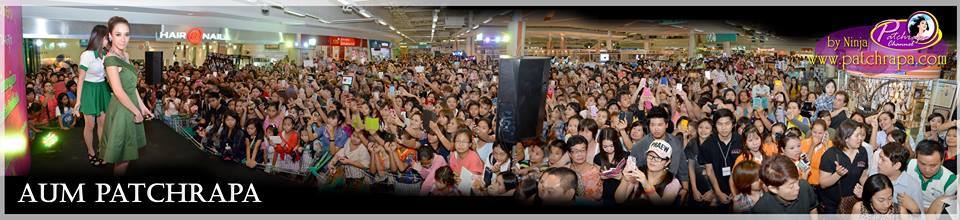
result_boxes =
[891,172,924,213]
[315,125,350,150]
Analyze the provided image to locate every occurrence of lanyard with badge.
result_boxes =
[718,139,733,177]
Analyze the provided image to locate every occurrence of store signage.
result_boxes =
[329,36,359,46]
[815,11,948,74]
[157,27,225,45]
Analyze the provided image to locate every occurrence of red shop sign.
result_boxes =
[329,36,358,46]
[186,28,203,45]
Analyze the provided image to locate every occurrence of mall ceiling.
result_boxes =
[22,2,956,47]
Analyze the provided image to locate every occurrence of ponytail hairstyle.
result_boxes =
[85,25,108,55]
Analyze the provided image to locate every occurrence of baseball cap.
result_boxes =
[647,140,672,159]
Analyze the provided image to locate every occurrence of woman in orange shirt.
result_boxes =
[734,126,767,167]
[800,119,831,186]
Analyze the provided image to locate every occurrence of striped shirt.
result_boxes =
[906,159,958,209]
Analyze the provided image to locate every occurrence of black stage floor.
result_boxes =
[28,120,308,187]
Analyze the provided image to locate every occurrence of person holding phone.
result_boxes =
[100,16,151,176]
[594,128,629,204]
[615,140,681,206]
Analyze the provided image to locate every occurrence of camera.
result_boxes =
[261,7,269,16]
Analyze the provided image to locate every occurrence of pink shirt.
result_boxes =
[449,150,483,176]
[416,154,448,196]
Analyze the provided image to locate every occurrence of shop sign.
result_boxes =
[329,36,359,46]
[157,27,225,45]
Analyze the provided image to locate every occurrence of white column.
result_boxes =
[688,30,697,58]
[606,30,613,51]
[505,10,526,57]
[723,41,731,55]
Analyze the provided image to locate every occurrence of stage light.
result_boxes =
[2,133,28,155]
[41,132,59,148]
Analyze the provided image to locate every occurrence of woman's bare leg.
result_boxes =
[83,115,96,156]
[114,161,129,176]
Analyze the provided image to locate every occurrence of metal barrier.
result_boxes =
[158,113,424,189]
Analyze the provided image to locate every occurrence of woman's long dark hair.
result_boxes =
[909,16,925,37]
[862,174,895,214]
[85,25,108,55]
[596,127,627,169]
[246,118,265,141]
[740,125,765,162]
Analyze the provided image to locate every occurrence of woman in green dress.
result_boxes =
[101,16,152,176]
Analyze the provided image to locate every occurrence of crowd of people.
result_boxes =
[25,26,959,214]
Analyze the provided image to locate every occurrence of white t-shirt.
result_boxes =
[79,50,106,82]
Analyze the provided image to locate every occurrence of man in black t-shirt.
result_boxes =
[699,109,742,206]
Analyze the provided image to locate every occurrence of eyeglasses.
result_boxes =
[646,154,667,162]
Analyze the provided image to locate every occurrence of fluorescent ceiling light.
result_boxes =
[483,17,493,24]
[357,9,372,18]
[284,9,305,17]
[376,19,387,26]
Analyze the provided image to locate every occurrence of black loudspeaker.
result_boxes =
[144,51,163,85]
[496,57,551,144]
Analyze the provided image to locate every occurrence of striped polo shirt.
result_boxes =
[906,159,958,209]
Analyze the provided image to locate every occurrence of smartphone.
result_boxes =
[389,85,396,96]
[675,83,683,93]
[752,97,764,109]
[660,77,668,85]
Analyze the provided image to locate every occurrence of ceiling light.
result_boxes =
[376,19,387,26]
[483,17,493,24]
[389,26,396,31]
[357,9,372,18]
[284,9,305,17]
[472,25,479,30]
[335,0,353,6]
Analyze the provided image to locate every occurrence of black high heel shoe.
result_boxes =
[88,154,105,166]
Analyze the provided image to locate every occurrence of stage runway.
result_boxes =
[28,120,309,187]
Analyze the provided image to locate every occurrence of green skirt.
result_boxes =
[79,81,112,116]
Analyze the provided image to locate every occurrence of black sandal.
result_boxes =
[87,154,105,166]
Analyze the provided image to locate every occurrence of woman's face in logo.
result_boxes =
[918,20,928,33]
